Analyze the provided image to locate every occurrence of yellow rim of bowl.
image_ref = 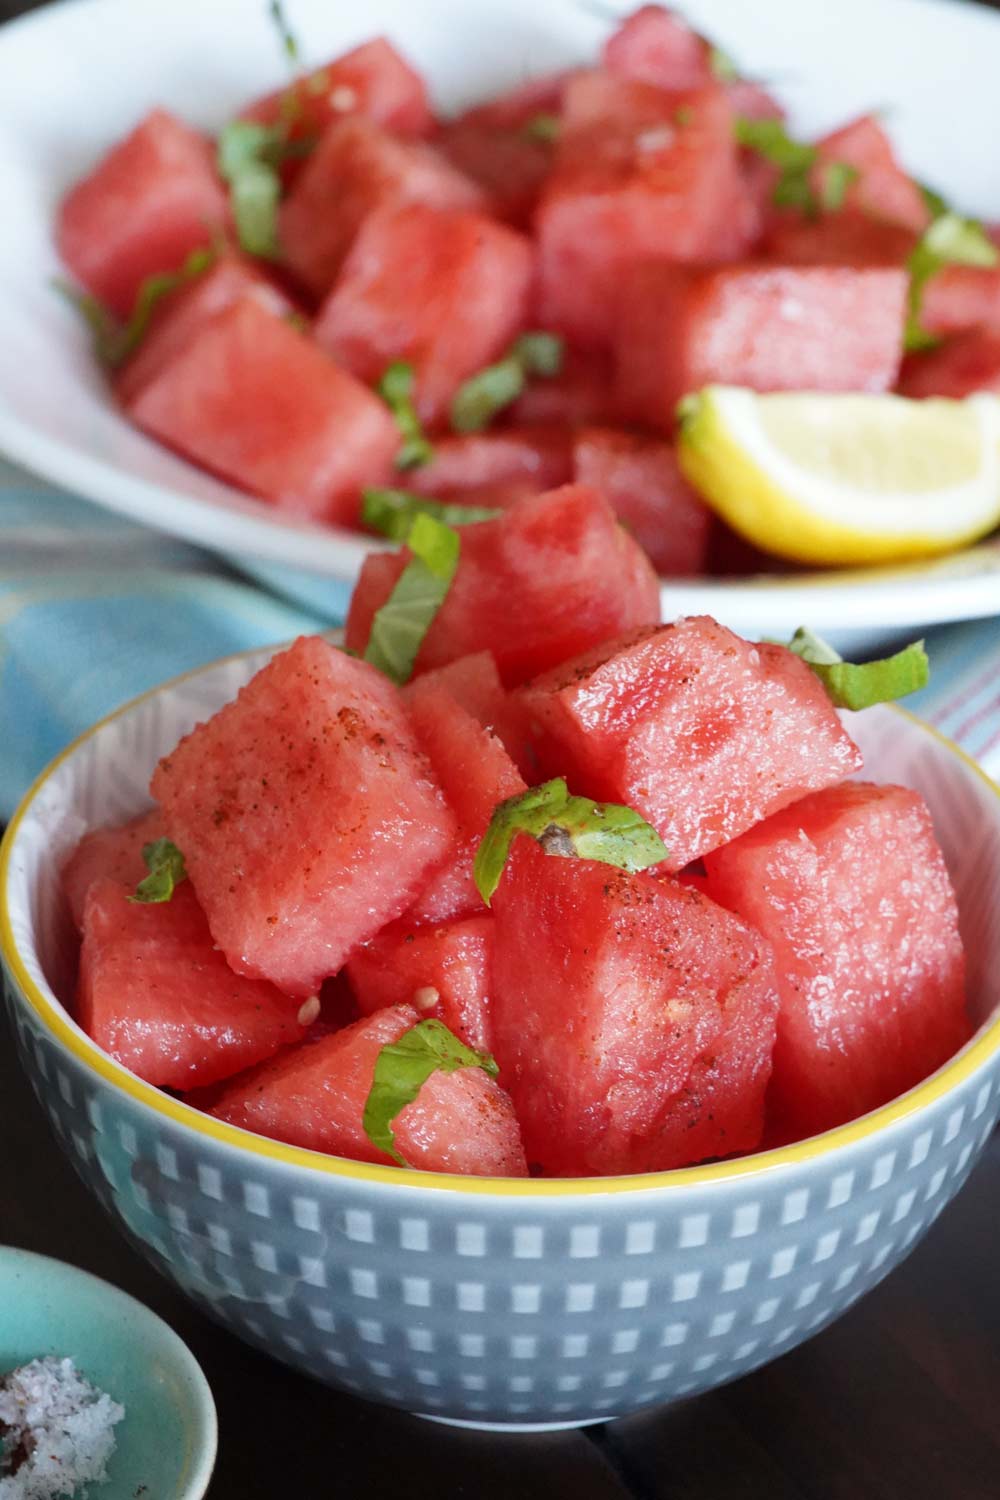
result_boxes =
[2,647,999,1198]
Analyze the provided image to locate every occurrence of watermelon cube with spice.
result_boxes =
[125,297,399,526]
[703,782,969,1138]
[403,651,534,776]
[347,915,495,1053]
[211,1003,528,1176]
[573,427,711,574]
[151,637,457,997]
[345,484,661,687]
[78,879,307,1090]
[278,117,485,299]
[57,109,229,319]
[314,203,534,429]
[490,839,780,1175]
[518,616,862,870]
[615,262,908,429]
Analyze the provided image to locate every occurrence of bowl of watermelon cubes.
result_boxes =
[3,489,1000,1428]
[4,0,1000,647]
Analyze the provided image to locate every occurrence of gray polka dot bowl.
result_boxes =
[3,647,1000,1431]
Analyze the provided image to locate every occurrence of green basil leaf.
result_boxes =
[786,627,930,710]
[514,331,565,378]
[217,121,284,259]
[364,514,460,684]
[363,1018,500,1167]
[450,331,565,432]
[735,116,819,216]
[53,281,126,367]
[55,247,217,369]
[129,839,188,904]
[362,487,501,541]
[377,360,434,469]
[819,161,859,213]
[905,212,1000,352]
[521,112,560,143]
[269,0,300,64]
[473,778,668,906]
[918,181,950,219]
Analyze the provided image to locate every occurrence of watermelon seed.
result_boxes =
[412,986,440,1013]
[297,997,321,1026]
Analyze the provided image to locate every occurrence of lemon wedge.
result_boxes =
[677,387,1000,566]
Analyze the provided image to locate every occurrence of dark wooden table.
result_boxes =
[3,0,1000,1493]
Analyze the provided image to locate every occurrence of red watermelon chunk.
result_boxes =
[346,916,495,1052]
[402,651,534,776]
[615,262,907,427]
[921,265,1000,339]
[211,1004,528,1176]
[813,115,930,235]
[62,808,166,930]
[405,677,526,923]
[345,484,661,686]
[241,37,433,161]
[406,428,574,498]
[151,637,457,997]
[899,332,1000,398]
[491,839,779,1174]
[435,73,571,225]
[57,109,229,319]
[763,212,914,268]
[507,348,619,428]
[703,783,969,1138]
[536,74,745,347]
[116,257,295,405]
[78,879,306,1089]
[279,117,485,299]
[603,5,713,89]
[518,616,862,870]
[573,427,710,574]
[126,298,398,525]
[314,203,533,428]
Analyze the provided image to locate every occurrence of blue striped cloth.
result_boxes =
[1,456,998,821]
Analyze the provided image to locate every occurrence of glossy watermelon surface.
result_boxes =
[151,637,457,997]
[78,878,306,1090]
[346,915,495,1053]
[211,1004,528,1176]
[62,808,165,930]
[573,427,710,574]
[490,840,779,1174]
[703,782,970,1138]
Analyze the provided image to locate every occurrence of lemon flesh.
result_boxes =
[677,387,1000,566]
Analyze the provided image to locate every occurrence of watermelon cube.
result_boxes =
[314,204,534,428]
[603,5,713,89]
[78,879,306,1089]
[345,484,662,686]
[703,783,969,1138]
[436,73,569,227]
[57,109,229,319]
[62,808,165,930]
[518,616,862,869]
[116,257,294,405]
[402,651,534,776]
[507,348,620,428]
[573,427,710,574]
[126,298,398,525]
[899,331,1000,399]
[921,265,1000,339]
[763,213,915,268]
[406,428,574,499]
[241,37,433,164]
[536,74,746,347]
[279,117,485,299]
[346,915,495,1052]
[813,115,930,235]
[491,839,779,1174]
[151,637,457,997]
[404,675,526,923]
[615,262,907,427]
[211,1004,528,1176]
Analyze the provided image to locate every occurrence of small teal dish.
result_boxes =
[0,1247,216,1499]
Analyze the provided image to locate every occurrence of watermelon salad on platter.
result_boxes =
[60,488,970,1179]
[53,3,1000,575]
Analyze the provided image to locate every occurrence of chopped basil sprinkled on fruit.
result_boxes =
[818,160,859,213]
[919,181,950,219]
[362,487,501,541]
[735,119,857,219]
[522,112,560,143]
[708,43,739,82]
[377,361,434,469]
[450,331,565,432]
[905,212,1000,352]
[474,778,668,905]
[269,0,300,64]
[786,628,930,710]
[364,513,460,684]
[55,247,216,369]
[217,121,285,259]
[362,1018,499,1167]
[130,839,188,904]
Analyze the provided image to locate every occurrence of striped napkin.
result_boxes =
[1,456,998,821]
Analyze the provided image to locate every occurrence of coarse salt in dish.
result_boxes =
[0,1357,123,1500]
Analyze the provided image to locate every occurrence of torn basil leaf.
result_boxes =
[55,247,216,369]
[819,160,859,213]
[451,331,565,432]
[474,779,668,906]
[363,1018,499,1168]
[522,113,560,143]
[735,117,818,214]
[130,839,188,904]
[905,212,1000,352]
[269,0,300,64]
[217,121,286,259]
[362,487,501,542]
[786,628,930,710]
[364,513,460,684]
[377,361,434,469]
